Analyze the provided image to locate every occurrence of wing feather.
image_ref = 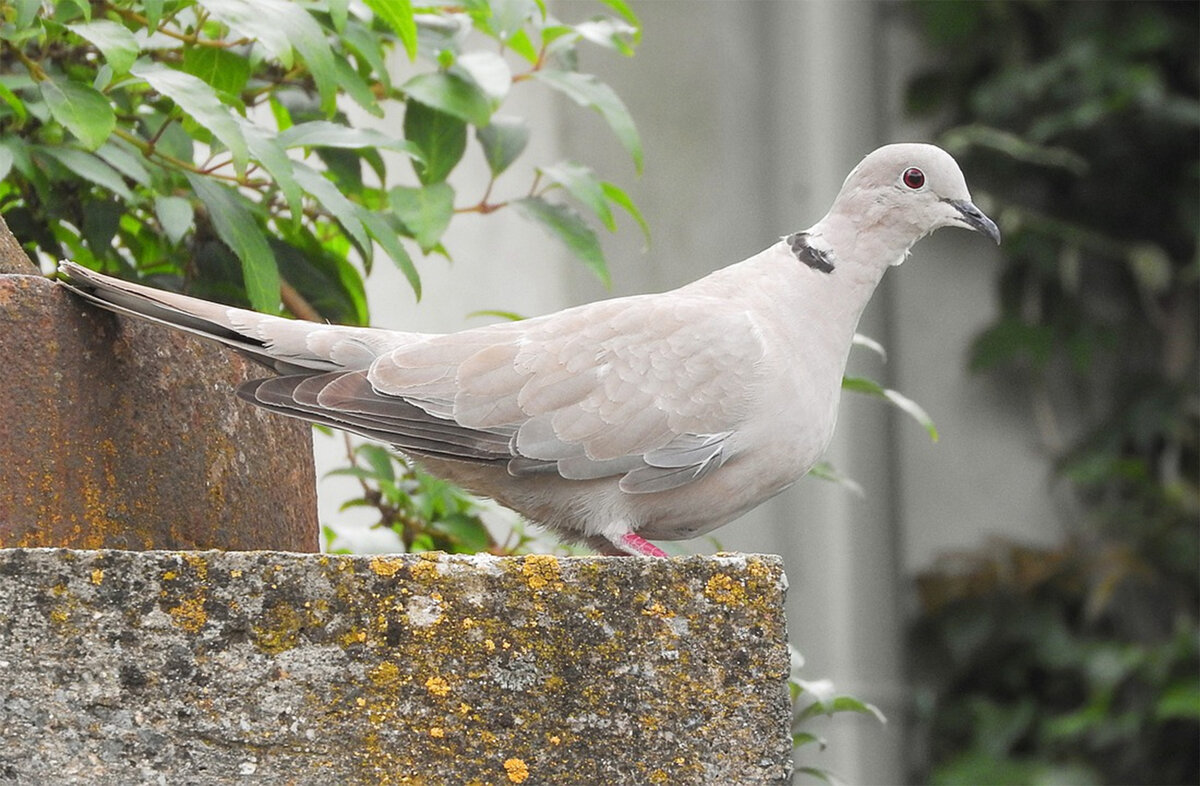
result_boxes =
[246,293,766,492]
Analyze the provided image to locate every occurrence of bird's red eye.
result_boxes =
[902,167,925,189]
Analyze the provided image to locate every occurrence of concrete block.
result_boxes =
[0,549,792,784]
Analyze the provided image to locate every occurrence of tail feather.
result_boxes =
[56,261,412,374]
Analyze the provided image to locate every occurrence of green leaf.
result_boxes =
[197,0,293,67]
[293,162,370,253]
[391,182,455,254]
[356,443,396,483]
[341,19,391,89]
[431,513,492,554]
[541,161,613,231]
[66,20,139,75]
[514,196,608,286]
[1156,676,1200,720]
[843,376,940,442]
[154,195,194,245]
[95,141,151,186]
[38,77,114,151]
[807,461,864,497]
[241,120,303,227]
[58,0,91,22]
[279,121,420,157]
[37,147,132,200]
[403,99,466,185]
[599,181,649,247]
[476,116,529,176]
[0,80,29,123]
[13,0,40,28]
[332,55,382,117]
[404,71,494,127]
[200,0,339,114]
[598,0,639,28]
[791,732,826,751]
[534,69,642,173]
[505,27,539,64]
[454,51,511,104]
[186,173,279,312]
[573,17,639,56]
[466,309,527,322]
[486,0,539,40]
[326,0,349,31]
[181,46,252,96]
[132,61,249,174]
[143,0,164,28]
[828,695,887,723]
[796,767,837,784]
[361,212,421,298]
[363,0,417,60]
[0,146,13,181]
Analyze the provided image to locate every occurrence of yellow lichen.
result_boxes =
[649,770,669,783]
[503,758,530,783]
[180,552,209,579]
[642,601,673,618]
[167,596,208,633]
[410,558,440,583]
[521,555,561,591]
[89,568,104,585]
[339,629,368,648]
[252,603,303,654]
[369,557,405,577]
[429,727,444,738]
[747,558,771,582]
[49,608,69,625]
[424,675,450,697]
[369,661,402,687]
[704,573,746,607]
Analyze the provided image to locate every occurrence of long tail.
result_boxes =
[57,261,414,375]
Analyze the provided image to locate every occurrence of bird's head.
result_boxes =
[833,143,1000,260]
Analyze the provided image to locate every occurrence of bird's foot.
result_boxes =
[612,533,668,557]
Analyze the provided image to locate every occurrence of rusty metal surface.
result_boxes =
[0,274,318,551]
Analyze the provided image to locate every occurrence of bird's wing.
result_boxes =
[299,294,769,492]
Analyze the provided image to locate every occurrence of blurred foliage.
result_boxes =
[905,1,1198,783]
[322,437,557,556]
[790,642,888,784]
[0,0,645,316]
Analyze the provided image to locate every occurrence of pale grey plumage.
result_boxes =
[58,143,999,556]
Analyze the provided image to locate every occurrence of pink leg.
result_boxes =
[617,533,668,557]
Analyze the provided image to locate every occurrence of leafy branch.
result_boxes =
[0,0,646,319]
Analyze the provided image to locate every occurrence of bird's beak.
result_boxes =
[945,198,1001,245]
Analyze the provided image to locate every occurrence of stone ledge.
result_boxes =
[0,549,793,785]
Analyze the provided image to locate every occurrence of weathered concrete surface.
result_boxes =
[0,273,318,551]
[0,549,793,784]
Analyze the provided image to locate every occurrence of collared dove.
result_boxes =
[58,143,999,556]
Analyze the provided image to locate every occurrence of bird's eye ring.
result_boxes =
[902,167,925,189]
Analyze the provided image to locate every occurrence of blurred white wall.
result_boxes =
[315,2,1064,782]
